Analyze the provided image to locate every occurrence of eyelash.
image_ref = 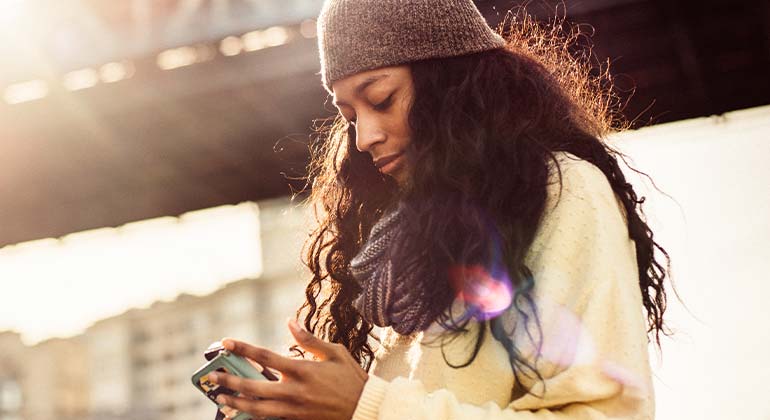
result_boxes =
[348,94,393,125]
[374,94,393,111]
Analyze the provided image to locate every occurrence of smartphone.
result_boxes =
[191,342,280,420]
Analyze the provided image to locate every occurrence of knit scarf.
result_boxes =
[349,202,436,335]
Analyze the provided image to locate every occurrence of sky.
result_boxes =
[1,105,769,419]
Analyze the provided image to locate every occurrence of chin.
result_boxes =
[385,164,412,191]
[393,173,413,191]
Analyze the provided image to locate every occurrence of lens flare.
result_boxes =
[448,264,513,320]
[601,360,649,397]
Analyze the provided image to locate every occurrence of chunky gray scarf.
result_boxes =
[349,203,435,335]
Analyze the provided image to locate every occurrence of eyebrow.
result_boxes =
[332,74,390,107]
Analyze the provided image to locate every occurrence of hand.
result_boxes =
[208,318,369,420]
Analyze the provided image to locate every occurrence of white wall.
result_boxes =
[610,105,770,420]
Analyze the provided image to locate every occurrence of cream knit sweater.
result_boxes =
[350,151,655,420]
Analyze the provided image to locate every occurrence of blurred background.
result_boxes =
[1,1,768,419]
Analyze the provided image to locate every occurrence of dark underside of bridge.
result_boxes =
[1,0,768,245]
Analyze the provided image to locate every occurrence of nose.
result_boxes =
[354,115,386,153]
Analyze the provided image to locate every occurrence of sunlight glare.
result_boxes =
[0,203,263,346]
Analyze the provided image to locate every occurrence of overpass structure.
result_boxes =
[1,0,768,245]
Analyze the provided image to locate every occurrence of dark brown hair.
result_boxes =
[292,8,672,394]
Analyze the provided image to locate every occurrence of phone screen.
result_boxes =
[198,367,239,399]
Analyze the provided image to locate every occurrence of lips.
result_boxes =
[374,153,402,169]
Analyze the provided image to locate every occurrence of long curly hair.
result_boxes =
[292,8,672,394]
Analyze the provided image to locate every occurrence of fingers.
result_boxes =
[218,404,240,419]
[216,394,298,420]
[221,338,301,376]
[287,318,343,361]
[208,371,292,400]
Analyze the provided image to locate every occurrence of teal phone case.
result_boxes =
[191,349,279,420]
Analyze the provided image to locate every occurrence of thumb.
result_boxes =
[288,318,336,361]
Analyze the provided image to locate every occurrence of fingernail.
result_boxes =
[208,372,218,382]
[216,395,226,404]
[293,322,307,335]
[222,339,234,350]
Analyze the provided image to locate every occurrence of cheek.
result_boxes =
[392,108,412,145]
[395,121,411,142]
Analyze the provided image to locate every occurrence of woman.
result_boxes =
[207,1,671,419]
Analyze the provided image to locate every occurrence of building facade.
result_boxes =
[0,197,311,420]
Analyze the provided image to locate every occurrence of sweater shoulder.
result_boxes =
[547,151,613,198]
[523,150,633,274]
[545,151,628,225]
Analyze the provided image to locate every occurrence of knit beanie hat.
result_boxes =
[317,0,506,93]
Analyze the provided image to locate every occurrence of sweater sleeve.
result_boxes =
[349,155,655,420]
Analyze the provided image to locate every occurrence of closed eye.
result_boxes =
[373,93,393,111]
[345,93,394,126]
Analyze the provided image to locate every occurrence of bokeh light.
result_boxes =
[448,264,513,320]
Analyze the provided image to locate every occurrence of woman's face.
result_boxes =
[331,65,414,186]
